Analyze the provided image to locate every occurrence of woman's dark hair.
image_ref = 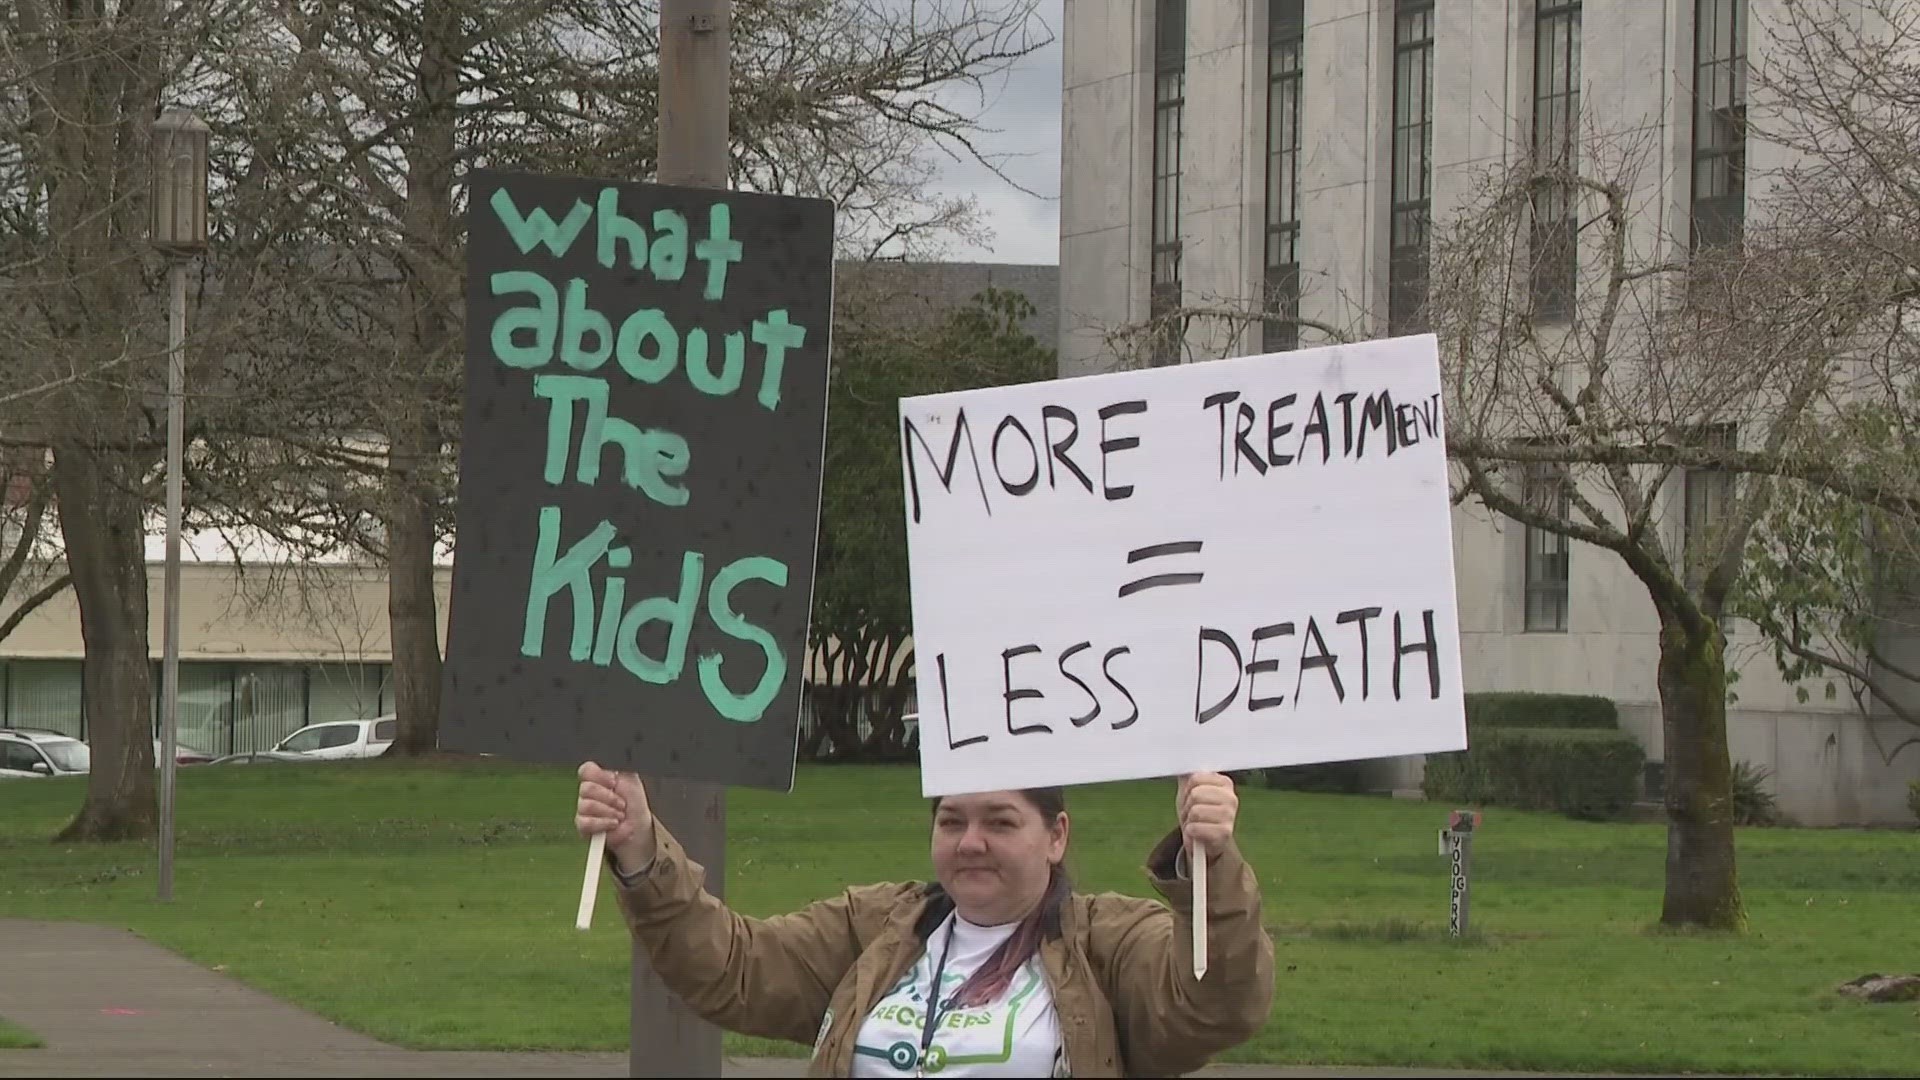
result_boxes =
[930,787,1071,1008]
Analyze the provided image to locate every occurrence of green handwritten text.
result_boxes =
[492,188,591,257]
[694,203,742,301]
[595,187,691,280]
[490,273,802,412]
[532,374,690,507]
[616,551,703,683]
[491,183,735,292]
[518,506,789,722]
[491,271,557,367]
[523,506,616,661]
[699,555,788,722]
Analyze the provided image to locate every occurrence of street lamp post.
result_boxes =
[150,106,209,903]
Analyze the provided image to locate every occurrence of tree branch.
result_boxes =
[0,483,53,598]
[0,573,73,644]
[1771,631,1920,735]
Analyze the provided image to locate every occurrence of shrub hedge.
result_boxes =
[1268,693,1637,813]
[1465,692,1619,732]
[1423,726,1645,820]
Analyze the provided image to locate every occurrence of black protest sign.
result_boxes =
[441,169,833,791]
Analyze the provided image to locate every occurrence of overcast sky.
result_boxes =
[923,0,1063,266]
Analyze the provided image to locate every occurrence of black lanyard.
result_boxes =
[916,917,960,1076]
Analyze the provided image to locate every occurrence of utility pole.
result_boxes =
[635,1,730,1075]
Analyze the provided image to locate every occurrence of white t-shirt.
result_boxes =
[850,911,1067,1077]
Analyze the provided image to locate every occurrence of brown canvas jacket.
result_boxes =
[611,820,1275,1077]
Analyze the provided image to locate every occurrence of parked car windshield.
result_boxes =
[42,741,90,772]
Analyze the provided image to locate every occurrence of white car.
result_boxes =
[0,728,91,778]
[270,716,397,760]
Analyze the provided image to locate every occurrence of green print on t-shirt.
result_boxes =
[852,967,1045,1073]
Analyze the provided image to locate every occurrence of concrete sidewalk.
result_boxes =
[0,919,1630,1078]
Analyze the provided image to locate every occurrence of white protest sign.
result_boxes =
[899,334,1466,798]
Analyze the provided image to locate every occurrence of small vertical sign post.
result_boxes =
[1438,809,1481,937]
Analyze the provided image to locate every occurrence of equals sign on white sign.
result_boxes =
[1118,540,1205,598]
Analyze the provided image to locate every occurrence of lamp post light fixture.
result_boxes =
[152,108,210,258]
[150,106,209,903]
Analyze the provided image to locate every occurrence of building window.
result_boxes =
[1691,0,1746,249]
[1389,0,1434,335]
[306,662,393,730]
[1263,0,1304,353]
[1522,461,1571,632]
[1150,0,1187,365]
[1532,0,1581,320]
[0,657,394,756]
[1682,424,1737,585]
[2,659,85,739]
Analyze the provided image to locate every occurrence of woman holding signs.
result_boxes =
[575,763,1273,1077]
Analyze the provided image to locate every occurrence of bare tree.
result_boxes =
[0,0,397,837]
[1,0,194,838]
[1431,117,1888,927]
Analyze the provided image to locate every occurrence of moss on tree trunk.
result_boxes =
[1655,610,1745,930]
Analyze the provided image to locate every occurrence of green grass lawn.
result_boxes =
[0,761,1915,1074]
[0,1019,42,1049]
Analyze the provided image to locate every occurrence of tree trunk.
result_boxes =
[860,637,916,762]
[386,424,443,754]
[49,446,156,841]
[797,683,821,759]
[383,0,460,755]
[1655,608,1745,929]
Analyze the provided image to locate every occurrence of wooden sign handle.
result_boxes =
[577,831,607,930]
[1192,843,1208,980]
